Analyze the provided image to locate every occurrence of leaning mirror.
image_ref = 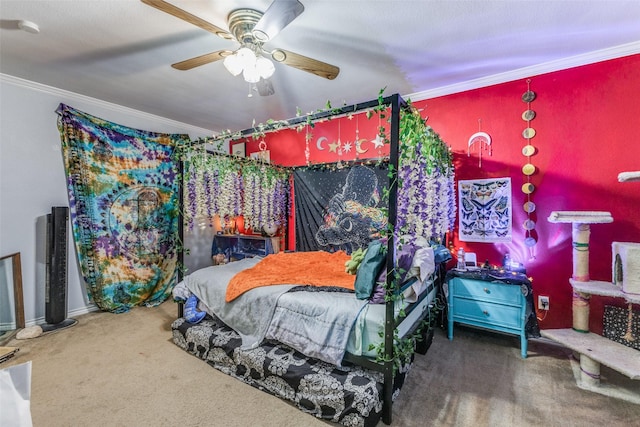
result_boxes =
[0,252,25,346]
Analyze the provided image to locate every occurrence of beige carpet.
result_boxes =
[2,300,639,427]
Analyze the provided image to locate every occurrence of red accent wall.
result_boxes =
[414,54,640,332]
[230,117,385,167]
[241,54,640,332]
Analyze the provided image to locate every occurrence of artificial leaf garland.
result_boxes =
[369,102,455,372]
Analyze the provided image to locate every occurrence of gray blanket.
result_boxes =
[182,258,294,350]
[180,257,368,366]
[266,290,367,366]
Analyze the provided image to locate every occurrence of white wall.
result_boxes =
[0,74,218,324]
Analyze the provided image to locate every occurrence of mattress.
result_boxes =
[175,274,437,361]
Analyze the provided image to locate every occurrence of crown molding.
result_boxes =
[0,73,215,136]
[4,41,639,126]
[406,41,640,101]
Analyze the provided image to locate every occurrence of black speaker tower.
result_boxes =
[42,206,77,332]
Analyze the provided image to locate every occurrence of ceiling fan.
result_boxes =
[141,0,340,95]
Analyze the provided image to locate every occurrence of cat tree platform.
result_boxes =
[544,210,640,404]
[541,328,640,403]
[618,171,640,182]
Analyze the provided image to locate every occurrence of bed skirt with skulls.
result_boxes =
[172,314,410,427]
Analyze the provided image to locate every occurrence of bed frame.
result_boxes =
[177,94,444,425]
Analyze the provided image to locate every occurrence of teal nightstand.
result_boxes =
[447,275,529,358]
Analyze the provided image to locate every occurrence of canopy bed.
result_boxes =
[172,94,455,426]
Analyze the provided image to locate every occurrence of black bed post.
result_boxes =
[382,93,402,425]
[177,157,185,319]
[186,95,410,424]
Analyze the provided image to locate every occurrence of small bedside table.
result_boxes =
[446,270,535,359]
[212,234,279,263]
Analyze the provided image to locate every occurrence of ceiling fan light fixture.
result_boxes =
[235,47,256,68]
[255,56,275,79]
[223,54,243,76]
[143,0,339,94]
[242,64,261,84]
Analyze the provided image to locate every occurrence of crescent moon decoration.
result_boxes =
[355,138,368,154]
[316,136,327,151]
[467,131,492,168]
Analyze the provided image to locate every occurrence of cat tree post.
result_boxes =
[572,222,591,282]
[572,222,592,332]
[547,211,614,333]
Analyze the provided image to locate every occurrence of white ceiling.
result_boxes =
[1,0,640,132]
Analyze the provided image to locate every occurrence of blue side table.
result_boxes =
[446,269,536,359]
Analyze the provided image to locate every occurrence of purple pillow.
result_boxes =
[370,243,417,304]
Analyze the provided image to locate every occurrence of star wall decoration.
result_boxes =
[372,134,385,149]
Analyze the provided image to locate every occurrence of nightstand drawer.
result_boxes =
[452,298,522,331]
[451,278,522,306]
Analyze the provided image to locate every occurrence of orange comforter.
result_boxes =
[225,251,355,302]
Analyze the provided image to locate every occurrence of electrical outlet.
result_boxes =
[538,295,550,310]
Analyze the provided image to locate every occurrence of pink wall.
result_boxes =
[235,54,640,332]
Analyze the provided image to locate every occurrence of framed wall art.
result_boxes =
[458,177,512,242]
[231,142,245,157]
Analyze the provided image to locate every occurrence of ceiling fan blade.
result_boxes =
[270,49,339,80]
[252,0,304,42]
[171,50,233,70]
[141,0,233,40]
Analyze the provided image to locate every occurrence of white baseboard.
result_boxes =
[25,304,100,328]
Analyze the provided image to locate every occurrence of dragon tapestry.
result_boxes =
[294,164,388,253]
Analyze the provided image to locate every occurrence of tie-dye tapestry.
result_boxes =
[458,177,512,242]
[56,104,189,312]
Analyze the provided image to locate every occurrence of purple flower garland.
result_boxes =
[184,154,289,234]
[396,120,455,244]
